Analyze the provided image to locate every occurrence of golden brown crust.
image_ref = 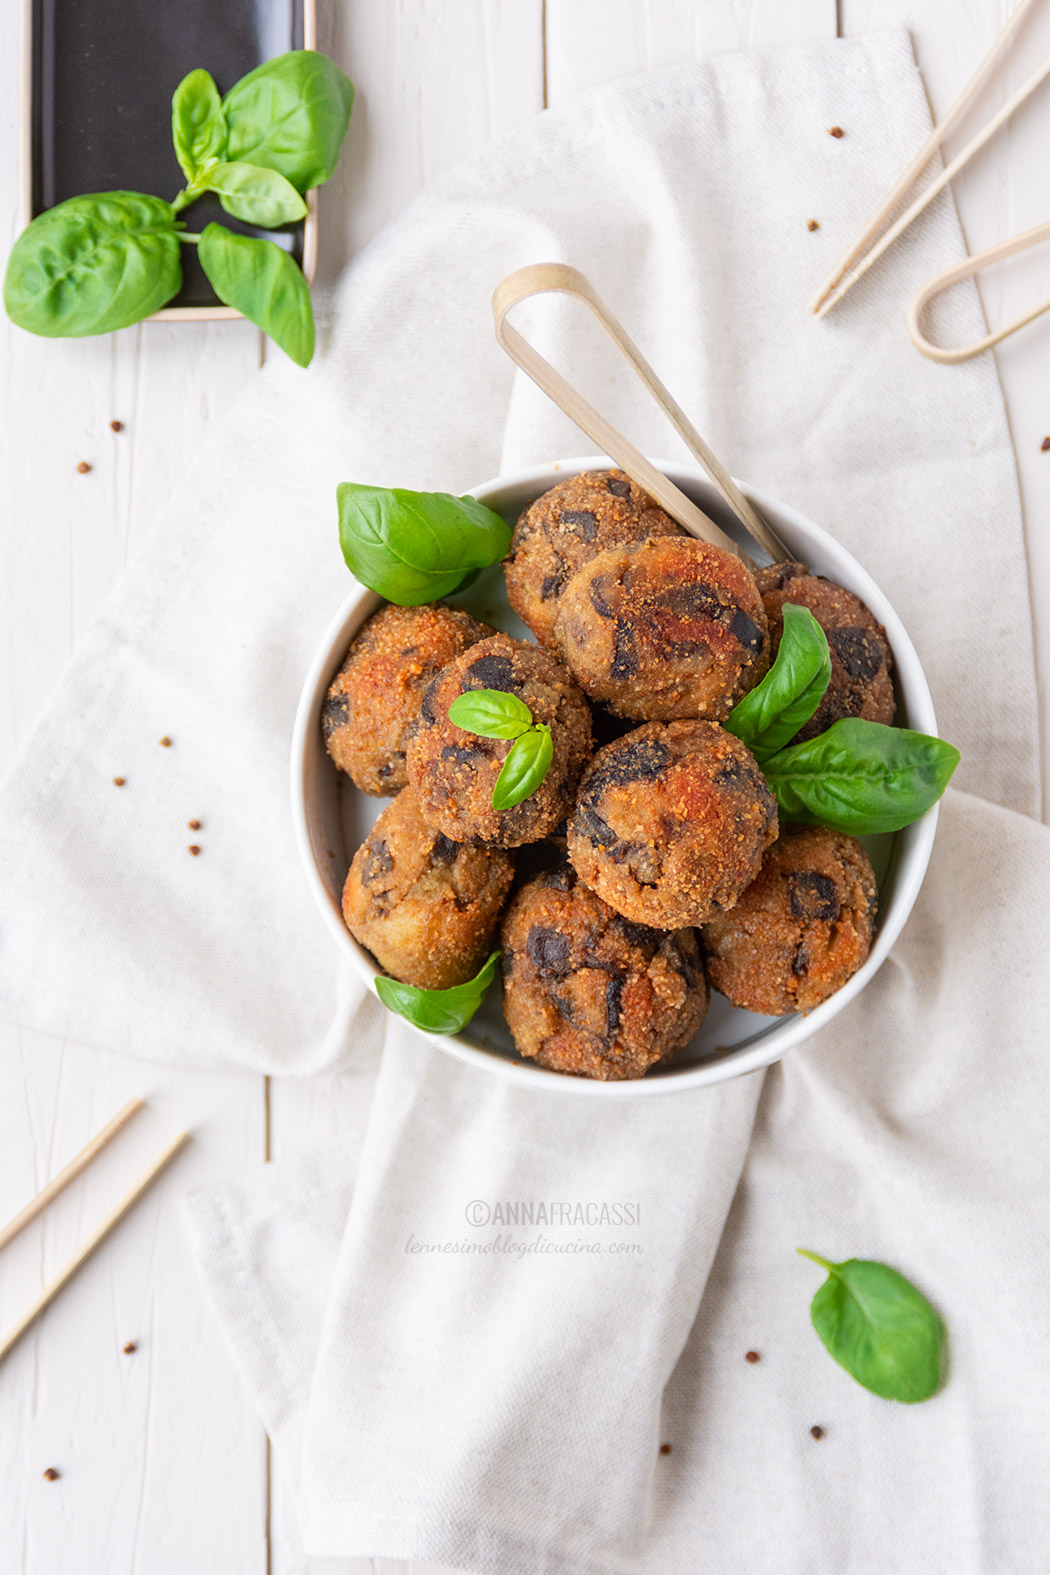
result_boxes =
[406,634,593,848]
[501,865,707,1079]
[701,824,877,1015]
[755,562,895,741]
[504,470,684,647]
[342,788,514,990]
[322,603,492,795]
[554,537,769,720]
[566,720,778,929]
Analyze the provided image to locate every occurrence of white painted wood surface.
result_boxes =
[1,2,1048,1571]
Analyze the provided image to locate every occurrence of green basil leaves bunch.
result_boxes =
[337,484,512,604]
[375,950,500,1034]
[798,1249,945,1403]
[448,690,554,810]
[726,601,959,834]
[3,51,354,366]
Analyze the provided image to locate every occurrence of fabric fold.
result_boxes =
[6,24,1048,1575]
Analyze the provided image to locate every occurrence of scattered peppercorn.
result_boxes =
[829,126,844,138]
[113,777,126,787]
[43,1468,59,1481]
[188,845,201,856]
[658,1443,672,1456]
[159,736,172,748]
[123,1341,136,1354]
[810,1425,824,1440]
[188,819,201,831]
[1042,436,1050,452]
[110,420,124,432]
[807,219,819,232]
[76,461,92,474]
[745,1350,760,1363]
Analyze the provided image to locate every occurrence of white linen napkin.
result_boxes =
[3,26,1047,1571]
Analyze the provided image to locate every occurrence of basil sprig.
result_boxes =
[337,484,512,604]
[375,950,500,1034]
[763,719,959,835]
[726,603,831,763]
[798,1249,945,1403]
[448,690,554,810]
[724,599,959,833]
[3,51,353,364]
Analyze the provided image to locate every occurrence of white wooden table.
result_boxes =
[2,2,1048,1571]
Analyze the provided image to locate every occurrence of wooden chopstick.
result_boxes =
[810,0,1044,318]
[0,1096,145,1253]
[0,1129,189,1365]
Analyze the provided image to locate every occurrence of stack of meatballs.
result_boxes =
[324,471,892,1081]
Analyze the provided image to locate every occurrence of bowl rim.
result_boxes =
[291,455,939,1097]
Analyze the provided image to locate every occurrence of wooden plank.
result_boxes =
[545,0,836,101]
[267,6,545,1569]
[0,0,271,1568]
[839,0,1050,820]
[0,1033,268,1574]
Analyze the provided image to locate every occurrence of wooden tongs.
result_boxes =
[492,262,787,563]
[810,0,1050,364]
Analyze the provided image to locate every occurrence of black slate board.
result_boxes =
[30,0,308,310]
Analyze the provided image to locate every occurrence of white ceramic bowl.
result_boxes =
[292,457,938,1096]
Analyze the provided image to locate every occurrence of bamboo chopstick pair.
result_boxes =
[812,0,1050,363]
[0,1099,188,1364]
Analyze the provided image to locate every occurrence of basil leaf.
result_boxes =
[726,603,831,763]
[203,162,307,227]
[337,484,512,605]
[4,193,181,337]
[375,950,500,1035]
[171,69,227,184]
[448,689,532,739]
[198,223,314,366]
[222,50,355,192]
[762,718,959,835]
[492,725,553,811]
[798,1250,945,1403]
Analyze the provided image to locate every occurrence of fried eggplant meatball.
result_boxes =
[406,634,593,848]
[755,561,894,741]
[567,720,778,928]
[555,536,769,721]
[322,602,493,794]
[504,470,684,647]
[701,825,877,1015]
[501,864,708,1079]
[342,788,514,990]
